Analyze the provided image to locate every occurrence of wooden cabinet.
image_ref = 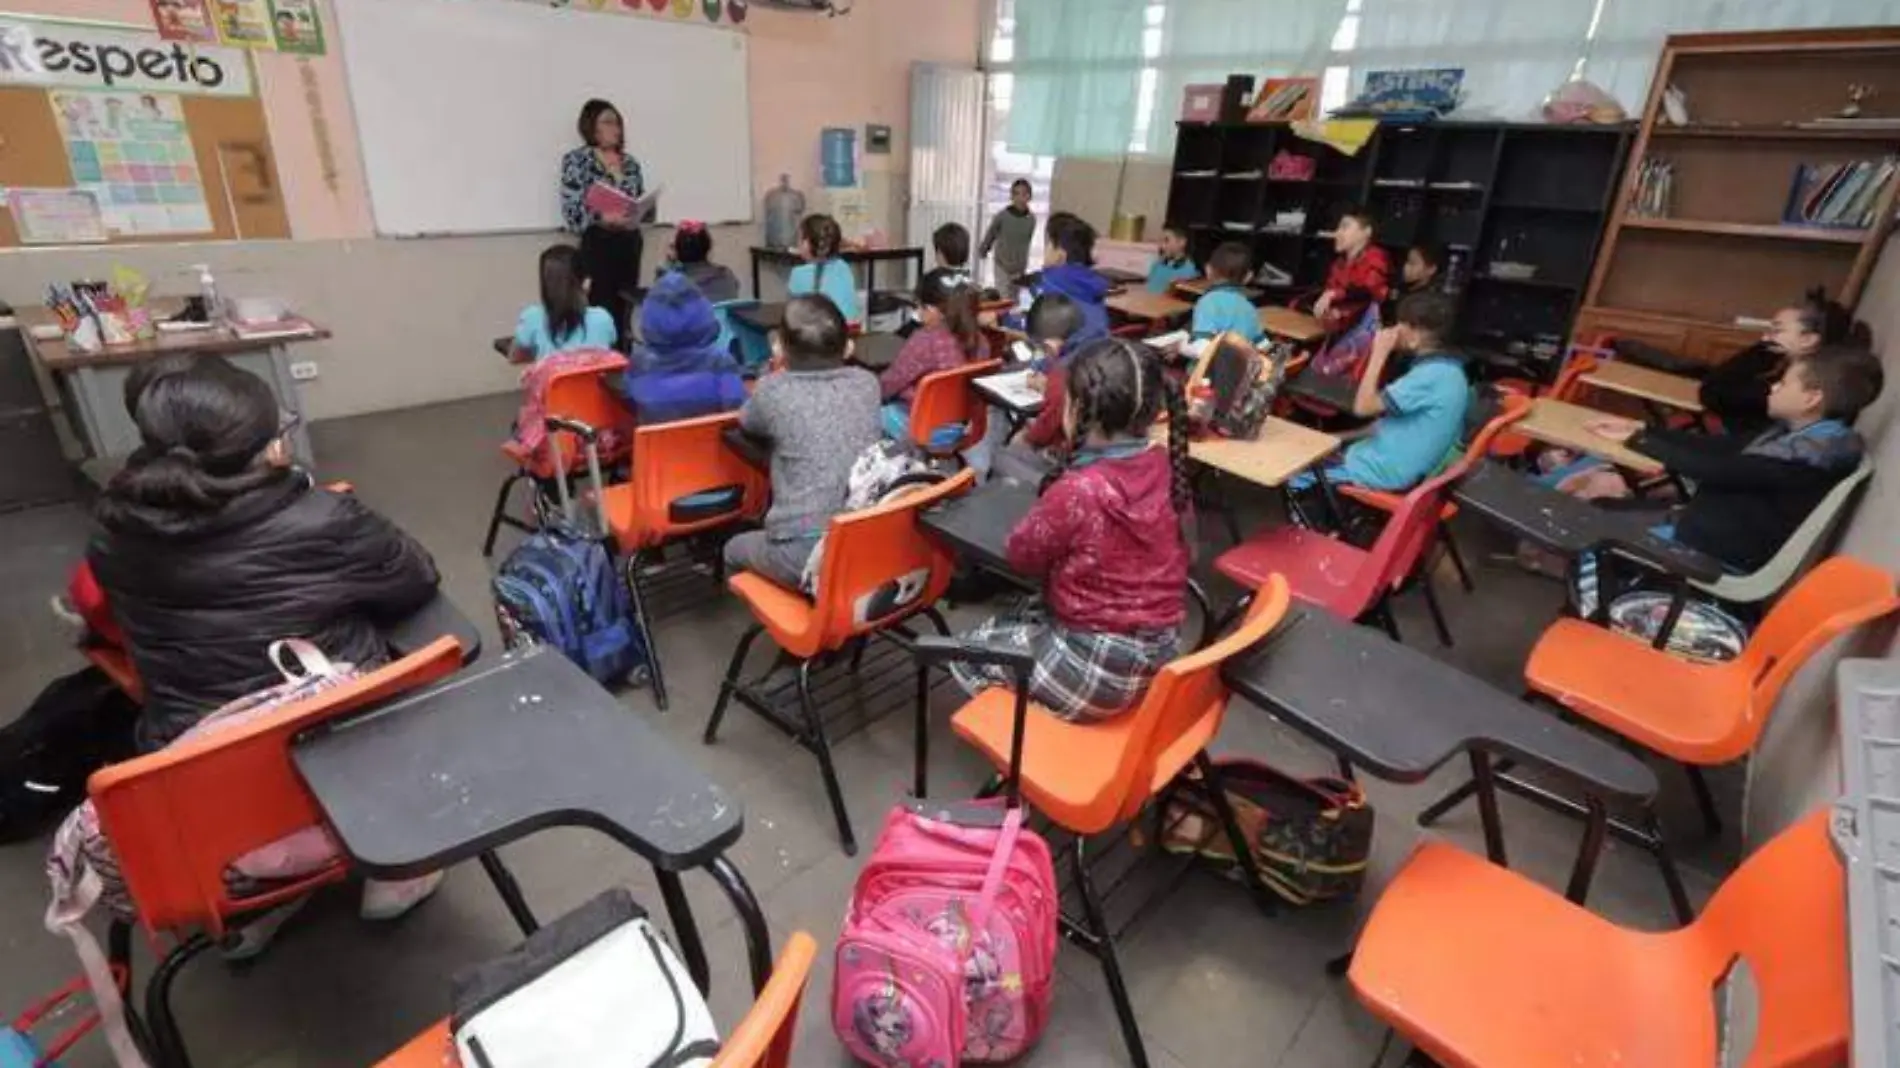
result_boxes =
[1578,27,1900,361]
[1574,308,1761,365]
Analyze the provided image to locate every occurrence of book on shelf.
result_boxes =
[1247,77,1318,122]
[1628,156,1674,219]
[1782,156,1897,229]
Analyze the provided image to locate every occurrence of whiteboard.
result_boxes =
[332,0,752,236]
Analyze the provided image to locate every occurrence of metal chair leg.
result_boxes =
[1372,598,1402,642]
[704,624,763,744]
[799,661,857,855]
[1195,752,1278,918]
[1685,764,1723,838]
[623,553,669,711]
[1072,837,1150,1068]
[146,934,212,1068]
[1418,572,1454,648]
[483,472,528,557]
[1645,806,1696,924]
[922,605,953,637]
[1441,522,1475,593]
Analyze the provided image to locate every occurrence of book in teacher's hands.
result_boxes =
[584,182,663,222]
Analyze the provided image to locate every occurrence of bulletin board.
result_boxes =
[0,22,289,248]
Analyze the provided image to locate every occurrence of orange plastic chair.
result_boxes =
[1350,809,1846,1068]
[1217,465,1462,646]
[90,638,466,1068]
[907,359,1003,459]
[1424,555,1898,922]
[1336,393,1533,594]
[376,931,818,1068]
[922,578,1291,1068]
[598,411,769,710]
[483,355,633,557]
[704,469,976,853]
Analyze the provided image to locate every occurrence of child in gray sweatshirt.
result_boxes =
[980,179,1038,299]
[723,294,882,589]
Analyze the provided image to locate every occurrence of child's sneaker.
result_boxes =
[359,873,445,922]
[220,895,311,962]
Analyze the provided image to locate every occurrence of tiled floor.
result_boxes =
[0,393,1738,1067]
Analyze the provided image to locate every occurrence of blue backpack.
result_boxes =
[493,524,650,686]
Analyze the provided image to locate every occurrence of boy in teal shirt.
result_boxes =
[1190,242,1263,343]
[1318,291,1469,491]
[1146,225,1199,293]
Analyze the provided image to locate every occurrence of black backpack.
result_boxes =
[0,667,139,845]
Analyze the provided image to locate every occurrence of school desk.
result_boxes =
[1173,278,1264,301]
[851,331,903,371]
[291,643,772,995]
[721,425,772,472]
[728,301,785,333]
[1106,290,1193,324]
[379,592,485,664]
[1518,397,1666,477]
[1221,605,1658,905]
[1452,461,1724,584]
[1281,370,1358,414]
[919,476,1040,580]
[1168,417,1341,490]
[1580,360,1704,414]
[1258,306,1326,344]
[17,299,325,476]
[749,245,925,304]
[1096,266,1148,287]
[972,368,1045,436]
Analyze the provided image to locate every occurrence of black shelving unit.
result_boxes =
[1166,119,1634,369]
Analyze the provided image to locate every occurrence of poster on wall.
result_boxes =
[0,15,256,97]
[6,187,109,244]
[49,90,214,237]
[149,0,218,42]
[211,0,274,48]
[266,0,325,54]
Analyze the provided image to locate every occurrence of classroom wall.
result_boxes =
[1742,235,1900,847]
[0,0,983,420]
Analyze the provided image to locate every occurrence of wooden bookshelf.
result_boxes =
[1165,119,1633,375]
[1579,26,1900,363]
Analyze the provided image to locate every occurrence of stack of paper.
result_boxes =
[976,369,1045,411]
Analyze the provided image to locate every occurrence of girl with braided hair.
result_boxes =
[949,338,1192,722]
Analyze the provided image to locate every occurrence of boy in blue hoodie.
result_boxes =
[999,212,1110,343]
[623,272,747,425]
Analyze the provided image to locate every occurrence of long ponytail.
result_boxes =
[802,214,843,291]
[97,357,287,531]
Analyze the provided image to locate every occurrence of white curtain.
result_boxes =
[1583,0,1900,113]
[1351,0,1599,120]
[1006,0,1150,158]
[1151,0,1349,155]
[909,64,989,250]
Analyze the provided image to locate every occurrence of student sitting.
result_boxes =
[1575,345,1883,575]
[657,219,741,305]
[723,295,882,590]
[1298,292,1468,492]
[1147,225,1199,293]
[90,356,444,946]
[1191,242,1264,343]
[1002,212,1110,343]
[510,244,618,363]
[787,213,861,325]
[1384,240,1445,324]
[932,221,973,284]
[951,339,1191,721]
[879,269,989,440]
[622,272,746,424]
[988,294,1088,486]
[1311,205,1390,335]
[1699,288,1870,437]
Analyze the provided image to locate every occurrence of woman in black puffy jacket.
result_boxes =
[89,356,440,752]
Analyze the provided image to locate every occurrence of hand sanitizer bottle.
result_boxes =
[193,263,222,324]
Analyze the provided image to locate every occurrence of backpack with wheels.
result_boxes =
[833,801,1058,1066]
[0,668,138,845]
[492,418,652,686]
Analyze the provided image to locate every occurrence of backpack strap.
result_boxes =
[44,812,150,1068]
[266,638,341,684]
[967,806,1024,935]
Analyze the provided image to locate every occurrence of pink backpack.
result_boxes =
[833,801,1057,1067]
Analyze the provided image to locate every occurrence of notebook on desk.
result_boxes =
[974,369,1045,411]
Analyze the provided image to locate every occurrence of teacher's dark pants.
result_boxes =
[579,223,643,349]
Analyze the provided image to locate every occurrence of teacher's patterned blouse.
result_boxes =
[559,145,646,235]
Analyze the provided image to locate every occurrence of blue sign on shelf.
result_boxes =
[1358,68,1465,117]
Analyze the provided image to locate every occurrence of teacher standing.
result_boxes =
[560,98,646,348]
